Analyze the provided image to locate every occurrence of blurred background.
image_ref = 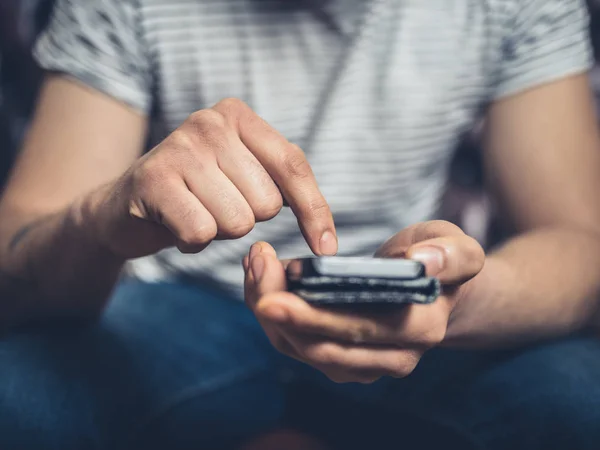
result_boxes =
[1,0,600,248]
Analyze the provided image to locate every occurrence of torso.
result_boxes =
[128,0,507,295]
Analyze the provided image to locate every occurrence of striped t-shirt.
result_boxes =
[35,0,593,298]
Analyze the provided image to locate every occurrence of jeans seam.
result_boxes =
[118,363,269,450]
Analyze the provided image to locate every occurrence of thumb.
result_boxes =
[406,235,484,284]
[252,252,287,295]
[245,249,287,310]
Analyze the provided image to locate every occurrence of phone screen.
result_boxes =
[309,257,425,279]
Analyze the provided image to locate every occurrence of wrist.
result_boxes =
[444,255,512,347]
[73,183,125,265]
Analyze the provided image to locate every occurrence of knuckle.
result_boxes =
[178,223,218,247]
[132,161,163,187]
[130,162,174,198]
[192,156,210,174]
[347,328,365,345]
[179,115,230,159]
[215,97,248,114]
[348,322,377,345]
[357,320,380,343]
[252,192,284,221]
[306,343,336,366]
[187,109,228,135]
[220,212,256,238]
[388,353,420,379]
[169,129,197,152]
[164,130,219,173]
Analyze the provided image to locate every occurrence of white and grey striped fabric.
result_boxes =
[34,0,593,298]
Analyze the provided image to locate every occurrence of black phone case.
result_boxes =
[286,258,440,306]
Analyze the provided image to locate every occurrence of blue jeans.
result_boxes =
[1,281,600,450]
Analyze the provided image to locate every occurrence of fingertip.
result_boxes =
[319,230,338,256]
[407,235,485,283]
[262,242,278,257]
[253,241,277,258]
[407,245,446,277]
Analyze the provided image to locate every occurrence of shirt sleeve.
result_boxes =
[33,0,152,114]
[493,0,594,100]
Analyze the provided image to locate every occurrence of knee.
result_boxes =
[524,339,600,433]
[476,338,600,449]
[542,383,599,418]
[529,384,600,438]
[500,384,600,450]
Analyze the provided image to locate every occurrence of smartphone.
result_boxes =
[287,256,425,280]
[286,256,439,306]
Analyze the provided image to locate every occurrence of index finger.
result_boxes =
[213,99,337,256]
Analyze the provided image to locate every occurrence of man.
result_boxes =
[1,0,600,449]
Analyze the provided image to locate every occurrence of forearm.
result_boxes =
[0,194,124,330]
[445,227,600,348]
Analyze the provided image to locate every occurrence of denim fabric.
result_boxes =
[1,281,600,450]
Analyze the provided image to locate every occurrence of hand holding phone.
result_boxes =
[286,256,440,306]
[245,223,485,384]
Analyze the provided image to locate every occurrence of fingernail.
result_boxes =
[251,255,265,282]
[411,246,445,276]
[319,230,338,256]
[242,255,249,272]
[249,243,262,261]
[264,305,288,322]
